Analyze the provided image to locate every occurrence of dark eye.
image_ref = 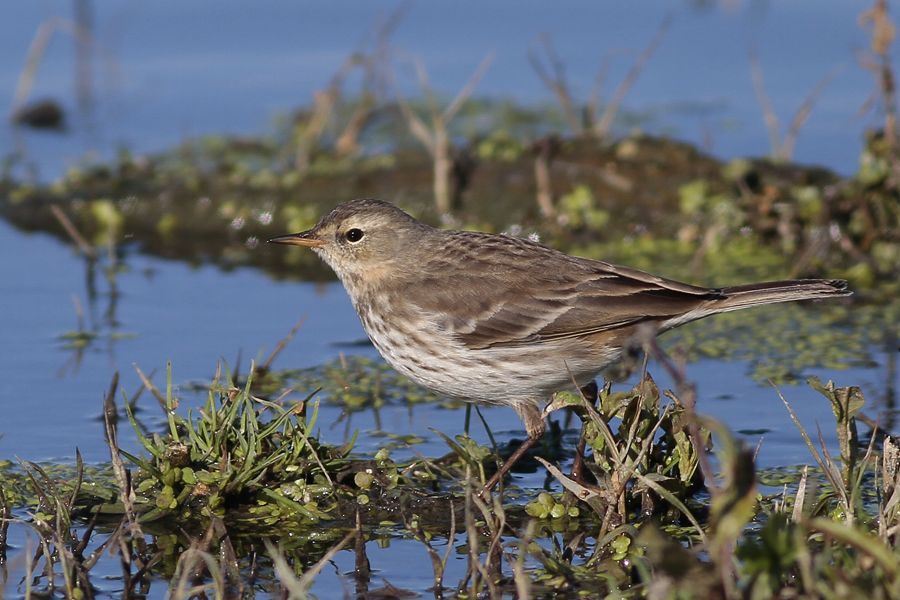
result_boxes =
[345,228,364,243]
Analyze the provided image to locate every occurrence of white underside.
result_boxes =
[358,303,619,407]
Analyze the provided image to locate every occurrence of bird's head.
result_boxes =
[269,199,430,286]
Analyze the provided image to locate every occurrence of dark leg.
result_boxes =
[569,381,598,484]
[480,435,540,495]
[480,403,544,496]
[570,425,588,483]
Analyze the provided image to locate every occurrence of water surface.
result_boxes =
[0,1,887,179]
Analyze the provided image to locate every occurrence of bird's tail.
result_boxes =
[713,279,851,313]
[657,278,850,332]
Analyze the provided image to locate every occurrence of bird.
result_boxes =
[269,198,851,492]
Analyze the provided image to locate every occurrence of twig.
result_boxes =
[749,50,782,159]
[133,364,167,410]
[532,135,559,218]
[750,50,839,161]
[594,15,673,139]
[103,371,119,425]
[171,543,224,599]
[71,294,86,333]
[353,510,371,597]
[529,34,582,134]
[73,0,94,116]
[470,492,503,597]
[127,367,155,411]
[294,56,361,172]
[443,53,495,122]
[782,66,843,160]
[509,521,535,599]
[649,340,718,493]
[265,530,355,597]
[211,516,242,595]
[297,530,355,589]
[11,17,100,118]
[103,380,149,584]
[403,501,455,590]
[260,317,306,373]
[0,485,9,564]
[859,0,899,149]
[296,4,408,168]
[395,53,494,213]
[103,407,134,527]
[587,53,616,128]
[50,205,96,259]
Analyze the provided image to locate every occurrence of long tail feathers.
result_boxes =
[714,279,851,313]
[660,279,850,331]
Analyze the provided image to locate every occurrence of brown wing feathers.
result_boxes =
[405,231,847,351]
[414,233,720,349]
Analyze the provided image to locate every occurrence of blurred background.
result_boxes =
[0,0,888,179]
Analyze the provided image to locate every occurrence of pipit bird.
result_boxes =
[270,199,850,491]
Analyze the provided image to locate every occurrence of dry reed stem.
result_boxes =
[396,53,493,213]
[529,34,582,134]
[593,15,673,140]
[49,205,96,259]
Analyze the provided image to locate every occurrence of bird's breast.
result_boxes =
[350,295,620,405]
[354,299,470,396]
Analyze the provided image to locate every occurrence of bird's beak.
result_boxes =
[267,229,325,248]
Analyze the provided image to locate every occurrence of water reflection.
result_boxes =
[52,211,133,377]
[879,329,898,431]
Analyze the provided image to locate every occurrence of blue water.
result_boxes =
[1,3,898,597]
[0,0,890,179]
[0,218,891,469]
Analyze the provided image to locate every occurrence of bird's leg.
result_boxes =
[480,403,544,496]
[570,425,589,483]
[570,380,598,484]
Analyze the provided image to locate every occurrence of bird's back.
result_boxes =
[395,230,721,349]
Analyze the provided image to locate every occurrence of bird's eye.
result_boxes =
[345,228,364,243]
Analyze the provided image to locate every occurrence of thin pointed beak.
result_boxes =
[267,230,325,248]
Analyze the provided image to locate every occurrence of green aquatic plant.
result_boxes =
[118,363,353,528]
[475,129,526,162]
[1,358,899,598]
[557,184,610,229]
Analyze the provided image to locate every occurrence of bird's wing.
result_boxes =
[405,233,722,350]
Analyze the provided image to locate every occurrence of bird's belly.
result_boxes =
[359,311,619,403]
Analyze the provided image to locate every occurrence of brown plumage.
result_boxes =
[270,198,851,491]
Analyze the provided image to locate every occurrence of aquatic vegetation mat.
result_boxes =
[1,355,899,598]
